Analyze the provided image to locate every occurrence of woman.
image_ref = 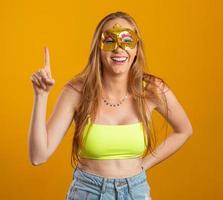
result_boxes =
[28,11,193,200]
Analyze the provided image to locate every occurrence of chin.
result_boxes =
[112,66,130,74]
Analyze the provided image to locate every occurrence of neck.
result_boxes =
[101,73,129,101]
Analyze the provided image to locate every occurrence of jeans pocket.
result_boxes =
[68,180,101,200]
[130,179,151,199]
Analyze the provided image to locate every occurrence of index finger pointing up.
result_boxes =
[44,47,51,72]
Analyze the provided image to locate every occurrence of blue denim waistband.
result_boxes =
[72,166,147,190]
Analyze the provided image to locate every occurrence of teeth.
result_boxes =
[111,57,127,62]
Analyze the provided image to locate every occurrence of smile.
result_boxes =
[111,56,128,64]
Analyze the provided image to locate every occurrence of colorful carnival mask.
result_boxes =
[100,23,139,51]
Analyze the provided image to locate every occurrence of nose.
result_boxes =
[112,44,125,52]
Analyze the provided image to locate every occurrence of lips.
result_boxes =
[110,55,128,64]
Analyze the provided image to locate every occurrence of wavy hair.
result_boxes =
[65,11,170,168]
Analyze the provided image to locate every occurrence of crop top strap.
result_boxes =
[87,114,91,124]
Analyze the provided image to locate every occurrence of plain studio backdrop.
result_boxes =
[1,0,222,199]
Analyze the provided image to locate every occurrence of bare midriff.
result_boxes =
[77,156,144,178]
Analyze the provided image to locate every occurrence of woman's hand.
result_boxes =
[30,47,55,96]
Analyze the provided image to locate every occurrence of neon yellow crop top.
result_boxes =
[78,115,148,160]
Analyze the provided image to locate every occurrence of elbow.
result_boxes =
[186,126,193,137]
[28,147,49,166]
[177,126,193,137]
[183,122,193,137]
[29,154,48,166]
[30,159,47,166]
[188,124,193,136]
[187,131,193,137]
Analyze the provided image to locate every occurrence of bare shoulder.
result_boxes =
[64,79,83,93]
[146,74,170,93]
[143,74,170,110]
[62,79,83,112]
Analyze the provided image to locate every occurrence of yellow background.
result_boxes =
[1,0,222,199]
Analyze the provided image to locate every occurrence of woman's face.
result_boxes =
[100,18,138,75]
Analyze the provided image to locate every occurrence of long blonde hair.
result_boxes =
[65,11,169,168]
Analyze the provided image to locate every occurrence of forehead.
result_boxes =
[102,18,134,32]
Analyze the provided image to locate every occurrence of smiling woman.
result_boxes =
[28,10,193,200]
[63,12,156,199]
[63,11,164,200]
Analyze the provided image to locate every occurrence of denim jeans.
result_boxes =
[66,166,152,200]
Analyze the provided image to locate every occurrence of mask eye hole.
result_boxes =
[120,32,134,43]
[122,36,133,43]
[103,36,115,43]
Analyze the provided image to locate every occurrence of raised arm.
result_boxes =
[28,47,81,165]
